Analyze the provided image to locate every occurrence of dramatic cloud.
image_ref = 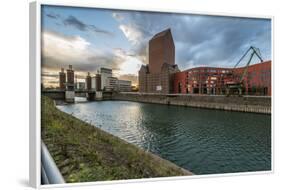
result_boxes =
[113,12,271,70]
[119,24,144,45]
[44,12,114,36]
[63,15,113,36]
[42,7,271,87]
[42,30,128,86]
[63,15,87,31]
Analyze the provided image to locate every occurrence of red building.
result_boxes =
[139,29,179,94]
[174,60,271,96]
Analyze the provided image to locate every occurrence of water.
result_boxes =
[57,100,271,175]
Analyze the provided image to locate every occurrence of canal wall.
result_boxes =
[112,93,271,114]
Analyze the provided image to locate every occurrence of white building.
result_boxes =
[117,80,132,92]
[100,68,112,90]
[105,77,118,91]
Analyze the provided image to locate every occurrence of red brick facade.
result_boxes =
[59,68,66,90]
[139,29,179,94]
[174,61,271,96]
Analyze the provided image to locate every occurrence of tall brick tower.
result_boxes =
[66,65,74,91]
[86,72,92,90]
[59,68,66,90]
[139,28,179,93]
[149,28,175,74]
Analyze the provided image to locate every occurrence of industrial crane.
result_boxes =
[225,46,263,96]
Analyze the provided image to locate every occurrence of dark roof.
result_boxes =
[151,28,171,39]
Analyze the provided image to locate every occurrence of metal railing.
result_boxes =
[41,141,65,185]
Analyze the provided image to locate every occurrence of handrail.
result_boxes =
[41,141,65,185]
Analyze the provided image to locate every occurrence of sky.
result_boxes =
[41,5,271,87]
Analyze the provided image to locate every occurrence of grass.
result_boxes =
[41,96,192,183]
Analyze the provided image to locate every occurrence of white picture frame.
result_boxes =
[29,1,274,189]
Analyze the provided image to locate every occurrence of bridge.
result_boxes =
[42,89,113,102]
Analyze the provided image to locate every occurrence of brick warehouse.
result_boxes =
[139,28,179,93]
[174,61,271,96]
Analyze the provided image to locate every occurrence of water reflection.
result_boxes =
[57,101,271,175]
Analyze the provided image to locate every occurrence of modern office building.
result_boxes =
[104,77,118,91]
[139,28,179,93]
[117,80,132,92]
[100,68,112,90]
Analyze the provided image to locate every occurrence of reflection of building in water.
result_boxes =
[139,28,179,93]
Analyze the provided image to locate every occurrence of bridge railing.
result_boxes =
[41,141,65,185]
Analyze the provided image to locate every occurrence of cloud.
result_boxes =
[42,30,127,79]
[114,11,271,70]
[41,30,138,86]
[63,15,113,36]
[119,24,144,45]
[46,13,60,20]
[63,15,87,31]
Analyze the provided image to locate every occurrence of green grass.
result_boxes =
[41,96,192,183]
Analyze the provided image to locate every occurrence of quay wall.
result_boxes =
[112,93,271,114]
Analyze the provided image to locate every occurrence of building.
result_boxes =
[90,74,102,91]
[66,65,74,91]
[95,74,101,91]
[85,72,91,90]
[105,77,118,91]
[59,68,66,90]
[100,68,112,90]
[117,80,132,92]
[174,67,232,95]
[76,82,85,90]
[139,28,179,94]
[234,60,271,96]
[174,61,271,96]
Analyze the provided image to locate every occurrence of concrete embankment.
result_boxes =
[112,93,271,114]
[42,96,192,183]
